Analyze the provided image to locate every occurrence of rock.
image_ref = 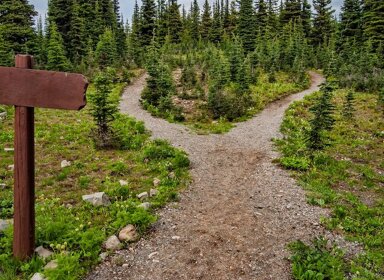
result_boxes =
[137,192,148,200]
[99,252,109,261]
[150,189,159,197]
[153,178,161,187]
[118,225,138,242]
[138,202,151,210]
[31,273,46,280]
[35,246,53,259]
[148,252,159,259]
[82,192,111,206]
[168,172,176,179]
[60,160,71,168]
[171,236,181,241]
[122,263,129,268]
[0,112,7,119]
[104,235,121,251]
[44,260,58,270]
[4,148,14,152]
[0,183,6,190]
[8,165,14,171]
[0,219,12,232]
[119,180,128,186]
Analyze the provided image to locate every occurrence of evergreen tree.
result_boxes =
[312,0,335,46]
[201,0,212,41]
[68,0,86,63]
[307,82,336,150]
[280,0,302,25]
[35,15,47,67]
[0,0,37,54]
[130,0,142,65]
[256,0,269,35]
[210,1,223,43]
[0,27,14,66]
[342,90,355,119]
[48,0,73,51]
[95,28,117,69]
[191,0,201,41]
[363,0,384,50]
[167,0,183,43]
[141,0,157,47]
[238,0,256,53]
[301,0,312,38]
[340,0,363,45]
[47,22,71,71]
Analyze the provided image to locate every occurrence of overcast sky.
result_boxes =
[30,0,343,22]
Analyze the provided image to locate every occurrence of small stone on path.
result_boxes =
[82,192,111,206]
[99,252,109,261]
[105,235,122,251]
[171,236,181,241]
[35,246,53,259]
[60,160,71,168]
[148,252,159,259]
[118,225,138,242]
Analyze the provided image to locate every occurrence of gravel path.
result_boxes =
[87,72,328,280]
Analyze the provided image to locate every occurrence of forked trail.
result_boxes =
[88,72,326,280]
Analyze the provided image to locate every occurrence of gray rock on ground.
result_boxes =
[104,235,122,251]
[0,219,12,232]
[31,273,46,280]
[118,225,139,242]
[82,192,111,206]
[119,180,128,186]
[60,160,71,168]
[137,192,148,200]
[138,202,151,210]
[150,189,159,197]
[35,246,53,259]
[153,178,161,187]
[44,260,58,270]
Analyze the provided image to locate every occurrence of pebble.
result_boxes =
[122,264,129,268]
[171,236,181,241]
[119,180,128,186]
[31,273,46,280]
[0,219,12,232]
[148,252,159,259]
[105,235,122,251]
[35,246,53,259]
[138,202,151,210]
[100,252,109,261]
[4,148,14,152]
[0,183,6,190]
[149,189,159,197]
[153,178,161,187]
[118,225,138,242]
[82,192,111,206]
[8,165,14,171]
[137,192,148,200]
[60,160,71,168]
[44,260,58,270]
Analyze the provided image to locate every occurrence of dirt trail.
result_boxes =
[87,72,327,280]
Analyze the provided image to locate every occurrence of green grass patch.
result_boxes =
[0,83,190,279]
[276,89,384,279]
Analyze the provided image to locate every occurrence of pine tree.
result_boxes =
[340,0,363,45]
[48,0,73,51]
[0,27,14,66]
[256,0,269,35]
[280,0,302,25]
[210,1,223,43]
[0,0,37,54]
[68,0,86,63]
[95,28,117,68]
[301,0,312,38]
[140,0,157,47]
[191,0,201,42]
[312,0,335,46]
[238,0,256,53]
[201,0,212,41]
[342,90,355,119]
[307,82,336,150]
[363,0,384,50]
[35,15,47,67]
[130,0,142,65]
[90,71,119,148]
[167,0,183,44]
[47,22,71,71]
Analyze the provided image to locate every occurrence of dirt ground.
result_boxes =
[86,72,330,280]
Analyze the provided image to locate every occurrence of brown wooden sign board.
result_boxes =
[0,55,88,260]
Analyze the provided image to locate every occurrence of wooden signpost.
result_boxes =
[0,55,88,260]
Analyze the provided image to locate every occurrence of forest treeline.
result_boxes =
[0,0,383,91]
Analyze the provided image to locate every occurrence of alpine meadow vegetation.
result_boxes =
[0,0,383,279]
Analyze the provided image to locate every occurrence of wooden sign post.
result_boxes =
[0,55,88,260]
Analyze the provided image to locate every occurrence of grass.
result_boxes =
[276,89,384,279]
[0,81,190,279]
[145,70,310,135]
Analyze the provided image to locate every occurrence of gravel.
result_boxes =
[87,73,336,280]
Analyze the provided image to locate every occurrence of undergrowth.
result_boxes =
[276,89,384,279]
